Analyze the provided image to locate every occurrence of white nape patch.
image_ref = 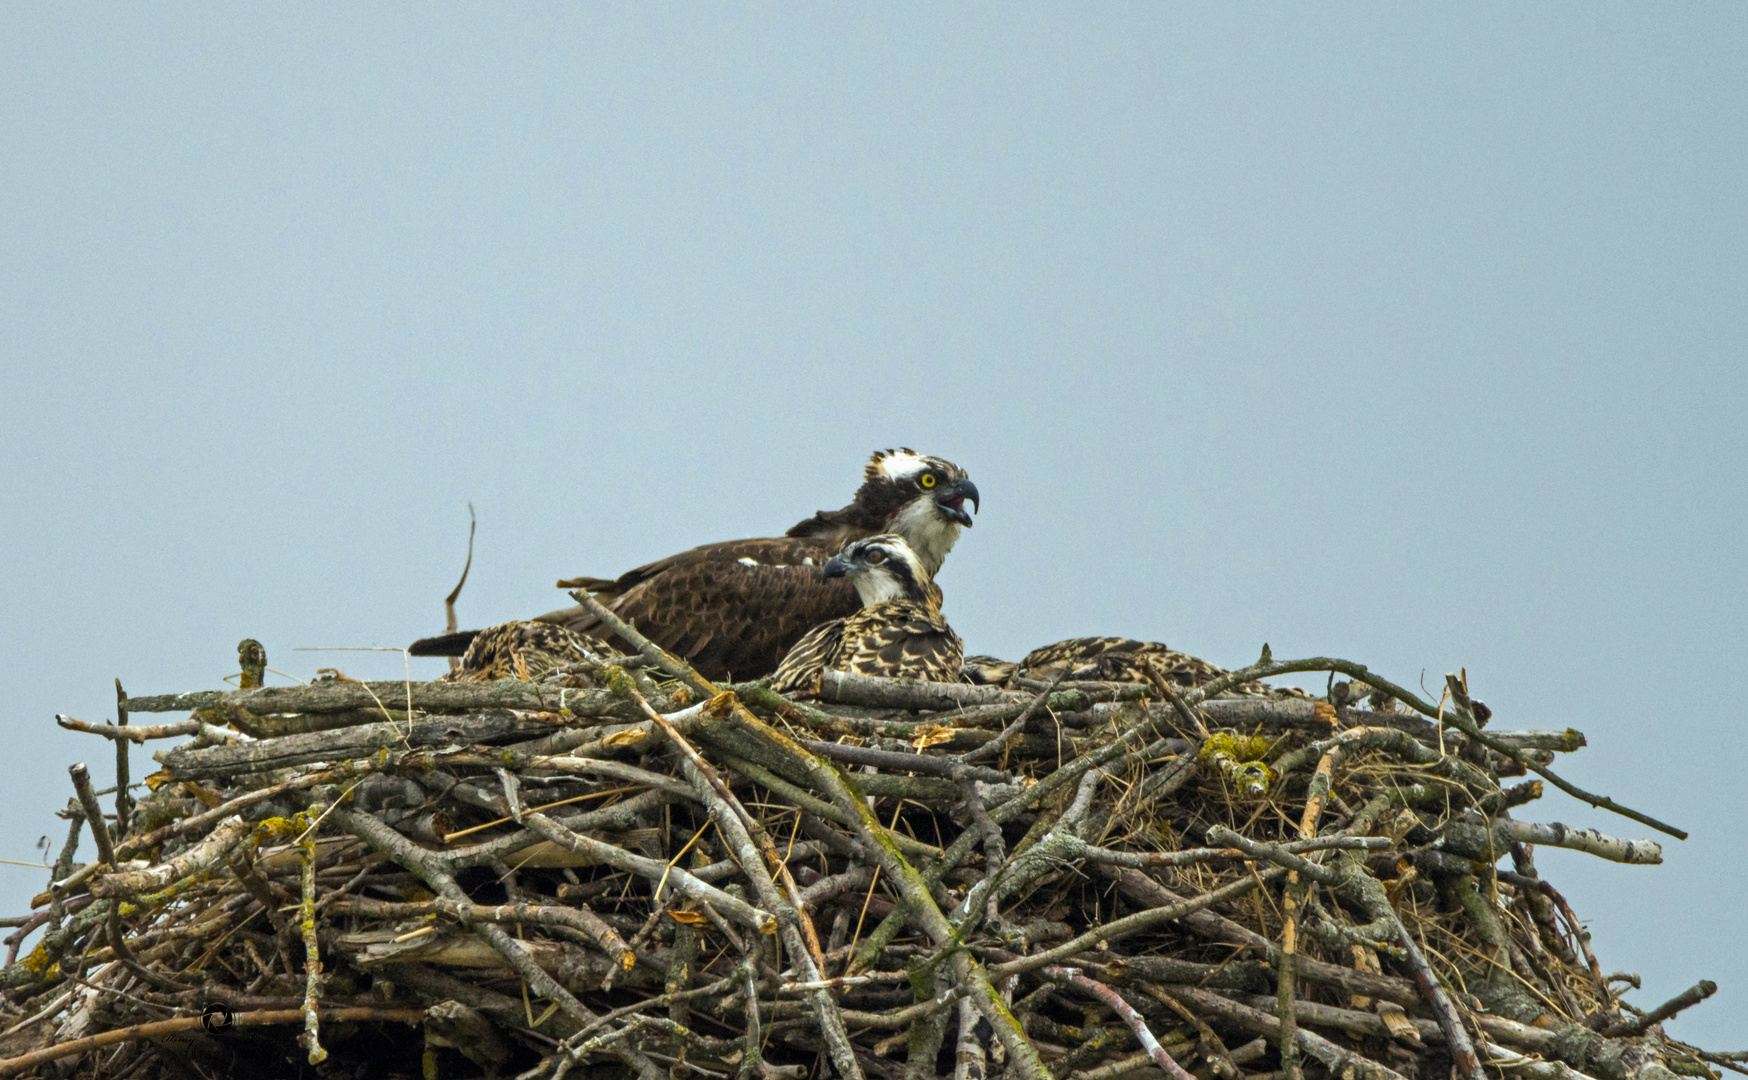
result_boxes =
[887,496,961,577]
[875,449,929,480]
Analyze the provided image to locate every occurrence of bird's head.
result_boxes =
[850,449,979,576]
[823,534,941,609]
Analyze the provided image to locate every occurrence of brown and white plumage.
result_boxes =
[771,535,963,694]
[963,637,1299,697]
[414,449,979,682]
[444,621,602,683]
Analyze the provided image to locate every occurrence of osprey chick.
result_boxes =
[413,449,979,682]
[963,637,1301,697]
[771,534,963,694]
[443,621,606,683]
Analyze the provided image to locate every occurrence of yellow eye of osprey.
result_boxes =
[919,473,936,489]
[866,550,887,564]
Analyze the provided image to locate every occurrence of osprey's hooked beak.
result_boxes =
[823,554,850,579]
[935,479,980,528]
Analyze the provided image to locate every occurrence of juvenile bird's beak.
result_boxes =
[935,479,980,527]
[823,554,849,579]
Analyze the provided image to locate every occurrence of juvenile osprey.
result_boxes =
[443,621,604,683]
[962,637,1294,697]
[770,534,963,694]
[410,449,979,682]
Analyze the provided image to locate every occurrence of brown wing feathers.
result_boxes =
[540,537,861,682]
[411,537,859,679]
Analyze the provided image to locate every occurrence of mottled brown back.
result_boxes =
[446,621,601,683]
[769,619,849,693]
[771,600,962,693]
[973,637,1300,697]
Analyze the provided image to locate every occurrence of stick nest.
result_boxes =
[0,641,1731,1080]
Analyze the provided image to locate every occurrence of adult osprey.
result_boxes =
[410,449,978,682]
[771,534,963,694]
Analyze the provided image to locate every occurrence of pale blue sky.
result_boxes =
[3,6,1743,1043]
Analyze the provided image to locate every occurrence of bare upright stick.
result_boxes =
[69,762,147,980]
[67,765,113,868]
[112,680,131,834]
[237,640,267,689]
[444,504,476,676]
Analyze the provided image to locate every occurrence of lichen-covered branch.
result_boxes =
[122,679,631,717]
[90,817,250,898]
[297,802,328,1064]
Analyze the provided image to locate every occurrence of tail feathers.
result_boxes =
[408,630,481,657]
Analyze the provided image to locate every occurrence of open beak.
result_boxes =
[823,554,849,579]
[935,479,980,527]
